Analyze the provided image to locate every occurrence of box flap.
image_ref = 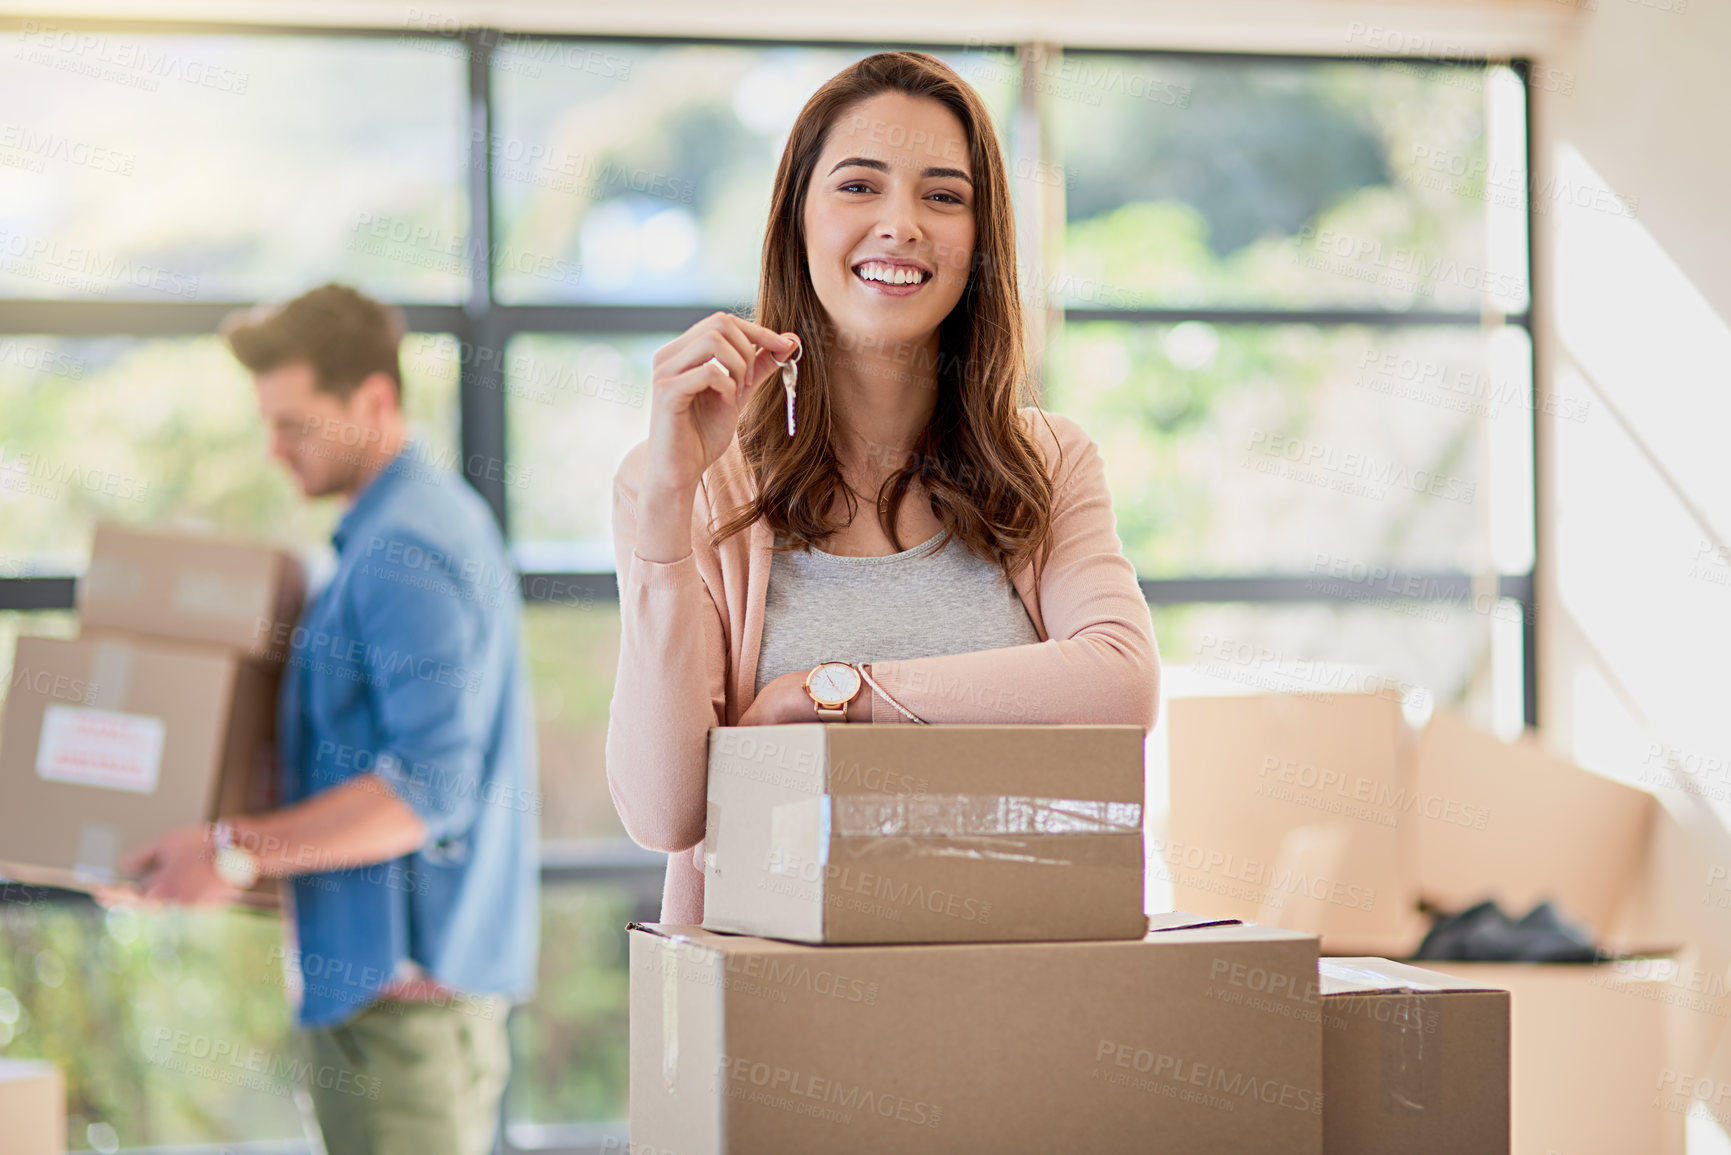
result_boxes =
[1414,708,1654,939]
[629,923,823,954]
[1320,956,1511,996]
[1147,911,1239,933]
[0,1058,58,1083]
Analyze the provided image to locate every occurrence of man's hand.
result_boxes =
[114,825,241,908]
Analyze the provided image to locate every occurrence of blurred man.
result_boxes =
[118,284,539,1155]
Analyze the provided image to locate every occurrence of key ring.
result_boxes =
[773,336,802,438]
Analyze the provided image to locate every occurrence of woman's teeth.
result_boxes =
[854,262,927,286]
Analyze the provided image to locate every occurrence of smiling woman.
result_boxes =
[602,51,1160,926]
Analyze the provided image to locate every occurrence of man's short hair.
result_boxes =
[223,283,404,401]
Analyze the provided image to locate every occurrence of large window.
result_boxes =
[0,22,1538,1153]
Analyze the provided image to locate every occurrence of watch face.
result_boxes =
[810,662,861,704]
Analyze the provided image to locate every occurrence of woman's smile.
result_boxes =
[851,257,934,295]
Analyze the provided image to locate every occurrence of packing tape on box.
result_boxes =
[829,794,1143,838]
[1381,994,1431,1114]
[172,569,270,624]
[766,794,1143,873]
[82,557,144,604]
[663,945,680,1093]
[73,823,120,883]
[87,642,133,709]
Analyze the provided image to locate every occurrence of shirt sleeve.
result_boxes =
[603,445,730,853]
[344,531,493,844]
[865,413,1160,731]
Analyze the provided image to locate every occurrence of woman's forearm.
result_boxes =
[868,628,1159,729]
[605,467,725,853]
[632,477,700,563]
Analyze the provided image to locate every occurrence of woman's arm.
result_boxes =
[865,413,1160,730]
[603,442,729,853]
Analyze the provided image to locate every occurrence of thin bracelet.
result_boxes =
[854,663,927,725]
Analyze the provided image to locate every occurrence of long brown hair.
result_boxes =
[709,51,1057,584]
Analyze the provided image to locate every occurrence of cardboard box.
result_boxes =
[76,522,305,662]
[1164,693,1424,955]
[0,1059,64,1155]
[1319,957,1510,1155]
[1420,957,1681,1155]
[702,724,1146,944]
[0,634,280,908]
[631,914,1323,1154]
[1414,709,1655,942]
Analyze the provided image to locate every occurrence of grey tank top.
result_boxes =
[754,529,1041,694]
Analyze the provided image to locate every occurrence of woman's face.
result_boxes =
[801,91,977,352]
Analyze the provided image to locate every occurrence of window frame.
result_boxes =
[0,24,1540,1154]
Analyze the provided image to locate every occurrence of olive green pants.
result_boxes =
[305,997,511,1155]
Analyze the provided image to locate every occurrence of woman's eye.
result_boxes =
[929,191,965,205]
[839,181,874,194]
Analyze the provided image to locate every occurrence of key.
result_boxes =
[774,338,802,438]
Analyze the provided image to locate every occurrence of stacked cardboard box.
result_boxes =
[1165,688,1668,1154]
[0,523,303,907]
[633,914,1326,1154]
[1164,691,1425,955]
[1412,710,1673,1155]
[629,724,1329,1152]
[702,724,1148,943]
[0,1060,63,1155]
[1319,957,1510,1154]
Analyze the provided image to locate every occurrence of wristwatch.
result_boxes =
[804,661,863,722]
[210,820,261,890]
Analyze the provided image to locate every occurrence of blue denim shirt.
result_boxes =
[277,442,539,1029]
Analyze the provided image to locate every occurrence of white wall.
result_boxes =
[1537,0,1731,1141]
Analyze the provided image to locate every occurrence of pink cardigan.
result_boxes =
[605,407,1161,923]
